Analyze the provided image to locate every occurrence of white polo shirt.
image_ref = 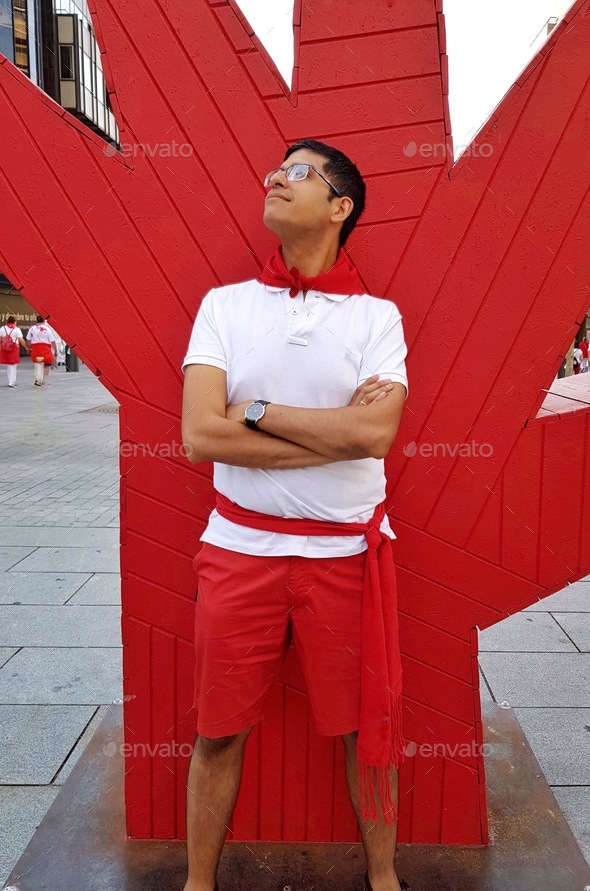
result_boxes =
[182,278,409,557]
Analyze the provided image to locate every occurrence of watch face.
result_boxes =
[247,402,265,421]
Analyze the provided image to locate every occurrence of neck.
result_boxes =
[280,240,340,279]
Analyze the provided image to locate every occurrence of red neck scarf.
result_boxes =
[257,245,363,298]
[214,493,407,826]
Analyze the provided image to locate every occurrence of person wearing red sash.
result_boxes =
[181,139,410,891]
[0,315,29,387]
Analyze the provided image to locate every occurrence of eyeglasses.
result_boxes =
[264,163,342,197]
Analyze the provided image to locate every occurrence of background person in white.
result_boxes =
[181,139,408,891]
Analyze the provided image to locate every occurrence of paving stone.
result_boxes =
[68,574,120,605]
[0,605,121,647]
[0,647,122,705]
[513,707,590,784]
[479,611,577,652]
[552,613,590,652]
[0,648,18,669]
[551,787,590,868]
[0,704,96,783]
[524,581,590,612]
[54,705,109,784]
[0,547,38,572]
[0,785,60,887]
[478,653,590,707]
[12,545,119,574]
[0,572,91,605]
[0,527,118,548]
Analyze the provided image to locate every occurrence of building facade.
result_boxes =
[1,0,117,140]
[1,0,117,318]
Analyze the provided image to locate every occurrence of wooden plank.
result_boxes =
[306,730,337,842]
[409,751,444,842]
[362,167,440,226]
[122,615,152,838]
[301,0,436,40]
[151,627,177,837]
[267,76,443,139]
[175,637,196,839]
[258,685,285,839]
[501,427,543,581]
[440,759,482,843]
[298,29,439,93]
[283,688,309,840]
[539,416,586,587]
[399,614,472,683]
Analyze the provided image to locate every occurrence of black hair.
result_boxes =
[7,315,16,324]
[36,314,44,323]
[283,138,366,247]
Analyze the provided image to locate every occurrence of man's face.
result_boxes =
[262,149,341,241]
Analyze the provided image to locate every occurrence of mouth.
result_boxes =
[266,192,289,202]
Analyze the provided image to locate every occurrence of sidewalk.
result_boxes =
[0,364,121,884]
[0,364,588,885]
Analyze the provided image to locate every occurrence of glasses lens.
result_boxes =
[287,164,310,182]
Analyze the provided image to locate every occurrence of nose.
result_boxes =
[267,167,287,189]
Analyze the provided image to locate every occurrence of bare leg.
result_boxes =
[342,731,402,891]
[183,726,253,891]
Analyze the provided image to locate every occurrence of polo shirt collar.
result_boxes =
[262,283,351,303]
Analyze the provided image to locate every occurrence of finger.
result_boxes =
[359,378,394,396]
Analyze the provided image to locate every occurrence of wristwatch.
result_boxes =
[245,400,270,430]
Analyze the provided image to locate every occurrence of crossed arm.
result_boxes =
[181,365,406,469]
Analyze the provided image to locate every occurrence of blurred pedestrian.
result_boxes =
[573,341,583,375]
[26,315,57,387]
[579,335,588,373]
[0,315,30,387]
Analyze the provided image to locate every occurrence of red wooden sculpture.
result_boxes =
[1,0,589,845]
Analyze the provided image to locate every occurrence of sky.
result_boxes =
[236,0,574,159]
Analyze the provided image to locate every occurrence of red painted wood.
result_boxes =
[1,0,589,848]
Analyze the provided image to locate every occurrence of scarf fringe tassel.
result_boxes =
[357,690,406,826]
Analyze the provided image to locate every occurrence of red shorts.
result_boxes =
[30,343,53,365]
[192,542,367,738]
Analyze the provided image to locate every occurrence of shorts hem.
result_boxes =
[313,720,360,737]
[196,709,264,738]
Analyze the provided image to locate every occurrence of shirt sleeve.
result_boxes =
[181,289,227,373]
[26,328,33,341]
[358,301,409,399]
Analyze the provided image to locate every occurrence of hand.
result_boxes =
[225,400,252,424]
[349,374,394,407]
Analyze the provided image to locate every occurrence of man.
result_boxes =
[181,139,410,891]
[26,315,57,386]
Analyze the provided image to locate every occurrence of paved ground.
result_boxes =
[0,363,588,885]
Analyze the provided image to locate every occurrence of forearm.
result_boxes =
[185,417,338,469]
[256,403,374,460]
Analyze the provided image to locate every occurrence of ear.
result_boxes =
[330,195,354,225]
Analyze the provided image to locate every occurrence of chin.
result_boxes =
[262,209,283,237]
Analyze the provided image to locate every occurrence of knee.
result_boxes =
[196,725,253,756]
